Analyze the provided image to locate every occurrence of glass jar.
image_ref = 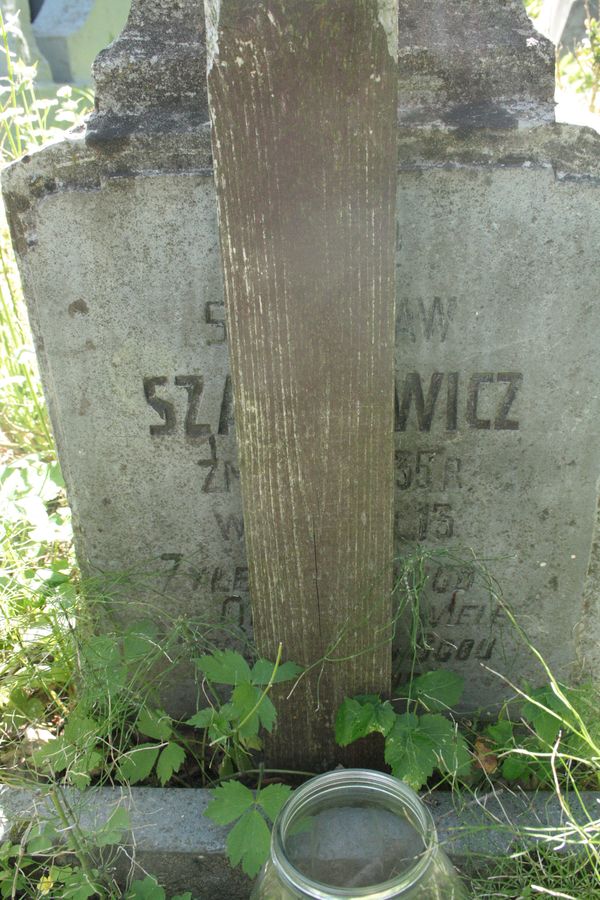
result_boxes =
[251,769,468,899]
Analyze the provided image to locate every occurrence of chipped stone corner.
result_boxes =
[204,0,222,72]
[377,0,398,59]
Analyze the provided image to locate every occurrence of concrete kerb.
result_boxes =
[0,785,598,898]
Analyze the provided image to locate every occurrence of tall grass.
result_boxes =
[0,10,92,456]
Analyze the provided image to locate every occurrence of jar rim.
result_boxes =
[271,769,436,900]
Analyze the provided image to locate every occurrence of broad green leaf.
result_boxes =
[64,714,99,748]
[195,650,252,685]
[419,714,471,777]
[80,636,126,696]
[123,621,159,663]
[257,694,277,733]
[136,707,172,742]
[156,742,186,786]
[172,895,193,900]
[502,754,532,781]
[118,744,160,785]
[231,682,261,738]
[231,683,277,736]
[205,780,255,825]
[399,671,464,712]
[521,685,580,746]
[368,700,396,736]
[69,746,104,790]
[48,462,65,490]
[257,783,292,822]
[335,697,378,747]
[207,709,235,743]
[485,720,514,746]
[251,659,303,685]
[384,713,437,790]
[126,877,166,900]
[63,883,98,900]
[186,707,216,729]
[94,807,131,847]
[33,735,73,774]
[7,688,45,724]
[26,823,58,855]
[227,808,271,877]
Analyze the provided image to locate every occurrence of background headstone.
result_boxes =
[0,0,132,88]
[536,0,587,50]
[0,0,52,84]
[32,0,130,85]
[3,0,600,726]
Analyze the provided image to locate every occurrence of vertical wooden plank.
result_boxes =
[204,0,398,768]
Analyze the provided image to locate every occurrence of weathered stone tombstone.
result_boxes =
[3,0,600,768]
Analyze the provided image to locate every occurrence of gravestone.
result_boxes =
[32,0,131,85]
[0,0,52,84]
[536,0,587,51]
[4,0,600,742]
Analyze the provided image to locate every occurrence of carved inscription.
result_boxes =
[143,375,238,493]
[396,296,457,343]
[143,375,210,437]
[205,300,227,344]
[160,552,250,628]
[395,371,523,432]
[395,449,462,492]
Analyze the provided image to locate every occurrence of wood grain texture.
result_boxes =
[205,0,397,769]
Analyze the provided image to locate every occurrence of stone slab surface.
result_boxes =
[4,1,600,712]
[393,162,600,704]
[0,785,597,897]
[6,125,600,710]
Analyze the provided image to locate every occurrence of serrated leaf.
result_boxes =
[419,714,472,777]
[118,744,160,785]
[123,622,158,663]
[64,714,100,748]
[251,659,303,685]
[335,696,395,747]
[400,671,464,712]
[195,650,252,685]
[335,697,378,747]
[227,808,271,877]
[94,807,130,847]
[27,823,58,855]
[485,720,514,747]
[257,694,277,733]
[186,707,216,729]
[136,708,172,742]
[69,746,104,790]
[33,735,73,774]
[257,783,292,823]
[521,685,579,746]
[231,682,261,738]
[156,742,186,786]
[502,754,532,781]
[384,713,437,789]
[205,780,255,825]
[126,877,166,900]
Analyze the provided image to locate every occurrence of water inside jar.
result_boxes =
[284,798,427,889]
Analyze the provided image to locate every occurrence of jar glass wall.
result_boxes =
[251,769,468,899]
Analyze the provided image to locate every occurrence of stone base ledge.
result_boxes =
[0,785,598,898]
